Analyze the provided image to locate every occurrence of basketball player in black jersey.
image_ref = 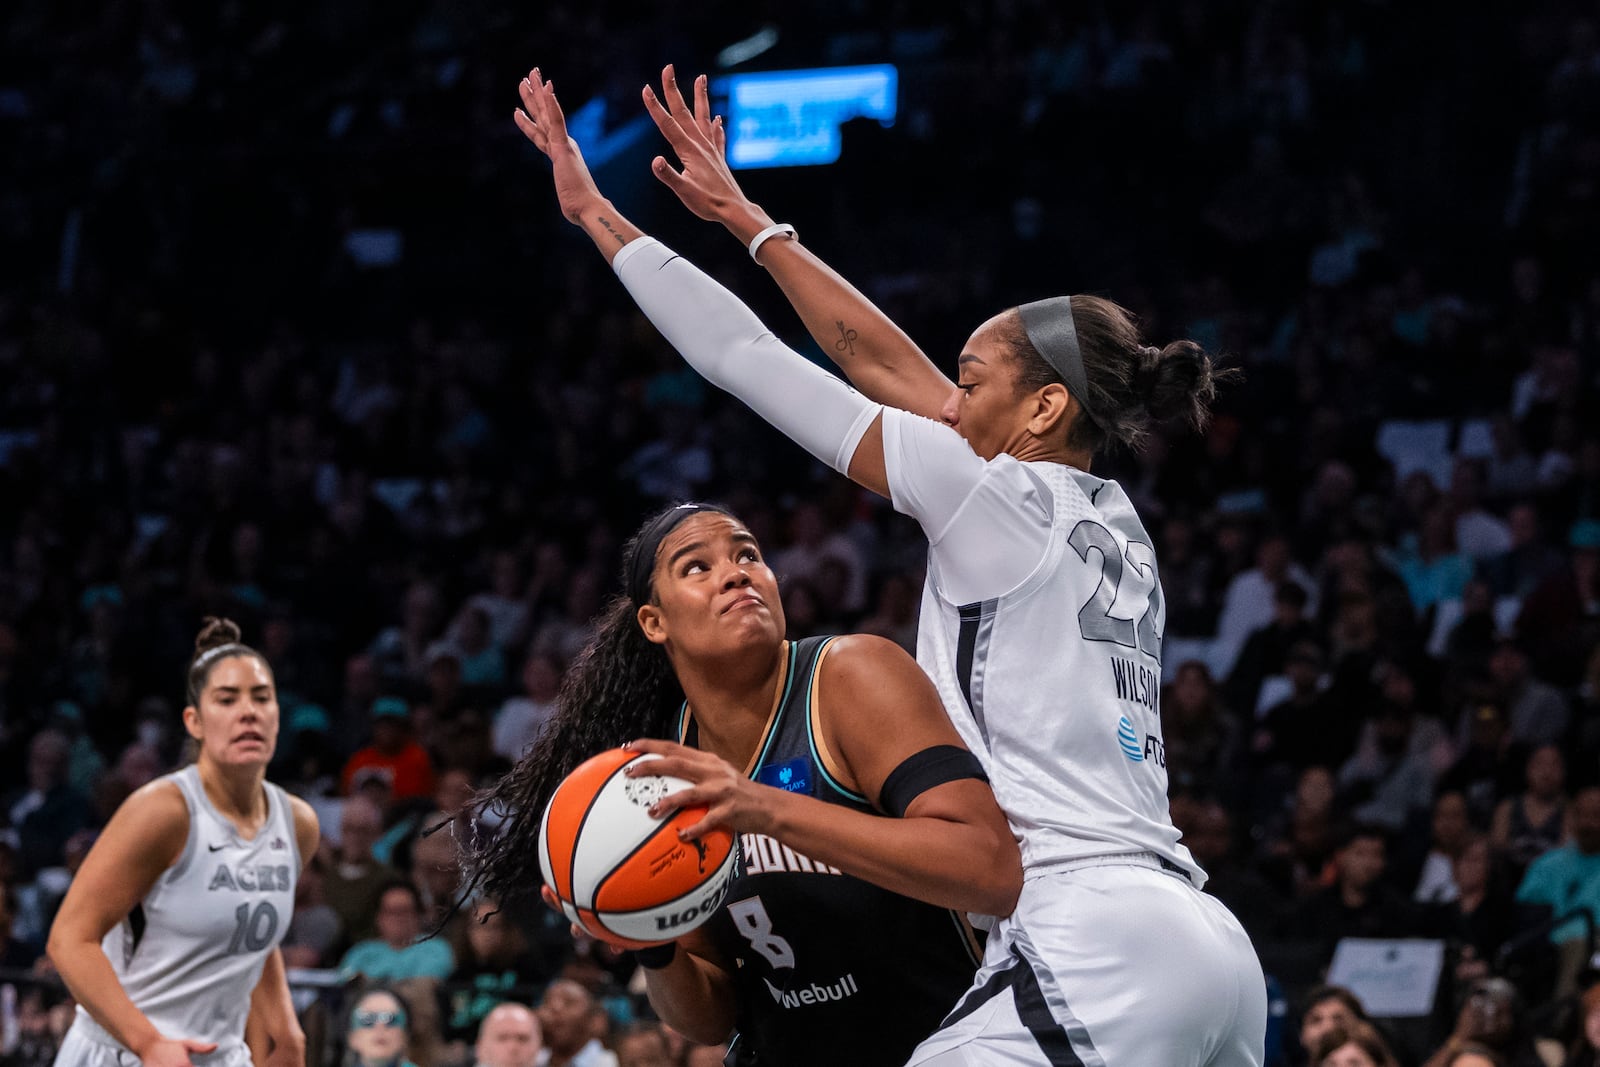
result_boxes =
[467,503,1020,1065]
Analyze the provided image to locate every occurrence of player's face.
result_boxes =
[639,513,785,658]
[347,992,408,1065]
[184,655,278,770]
[942,314,1039,461]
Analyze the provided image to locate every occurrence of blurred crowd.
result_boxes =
[4,0,1600,1064]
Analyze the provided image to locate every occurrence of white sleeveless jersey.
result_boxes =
[71,765,299,1054]
[880,408,1202,884]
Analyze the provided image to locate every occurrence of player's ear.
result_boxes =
[1027,382,1072,438]
[182,703,204,740]
[636,603,669,645]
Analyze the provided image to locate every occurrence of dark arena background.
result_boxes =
[2,1,1600,1065]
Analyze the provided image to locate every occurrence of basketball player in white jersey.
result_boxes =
[48,618,319,1067]
[514,67,1266,1065]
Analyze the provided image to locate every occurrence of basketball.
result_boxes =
[538,747,737,947]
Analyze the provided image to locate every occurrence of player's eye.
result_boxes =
[737,547,760,563]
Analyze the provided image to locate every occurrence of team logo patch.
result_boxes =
[1116,716,1144,762]
[755,757,812,795]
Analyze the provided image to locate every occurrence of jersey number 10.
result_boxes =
[1068,520,1163,662]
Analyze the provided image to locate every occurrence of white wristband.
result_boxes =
[748,222,797,262]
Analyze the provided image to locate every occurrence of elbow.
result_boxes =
[978,841,1024,918]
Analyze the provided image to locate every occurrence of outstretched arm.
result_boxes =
[516,68,893,498]
[643,65,955,419]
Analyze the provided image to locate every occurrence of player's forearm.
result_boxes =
[755,238,953,419]
[567,196,646,266]
[46,936,162,1056]
[762,790,1021,916]
[642,952,736,1045]
[248,949,304,1057]
[709,200,950,418]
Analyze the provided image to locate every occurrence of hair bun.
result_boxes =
[194,616,243,654]
[1142,339,1219,426]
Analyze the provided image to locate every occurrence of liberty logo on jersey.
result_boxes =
[762,973,859,1009]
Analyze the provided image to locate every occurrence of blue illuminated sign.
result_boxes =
[714,64,898,169]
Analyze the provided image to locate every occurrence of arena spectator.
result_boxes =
[338,880,454,982]
[1310,1020,1398,1067]
[342,697,438,802]
[1515,785,1600,987]
[1414,792,1475,904]
[536,979,618,1067]
[469,1001,543,1067]
[345,986,421,1067]
[1292,825,1417,952]
[325,796,402,948]
[612,1022,672,1067]
[1490,744,1568,883]
[492,649,562,762]
[1,730,92,879]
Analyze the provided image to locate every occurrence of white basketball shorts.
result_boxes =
[906,856,1267,1067]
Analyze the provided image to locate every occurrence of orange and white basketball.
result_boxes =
[538,747,736,947]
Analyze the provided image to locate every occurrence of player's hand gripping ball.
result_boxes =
[539,747,737,947]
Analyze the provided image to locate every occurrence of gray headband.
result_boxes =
[1017,296,1095,422]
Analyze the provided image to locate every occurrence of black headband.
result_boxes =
[626,503,729,607]
[1017,296,1096,423]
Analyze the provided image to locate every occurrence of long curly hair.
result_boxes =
[457,505,726,914]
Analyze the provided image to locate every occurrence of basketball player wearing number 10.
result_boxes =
[47,618,318,1067]
[516,65,1266,1066]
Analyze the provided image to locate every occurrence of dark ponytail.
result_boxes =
[1137,338,1222,430]
[185,616,269,704]
[460,532,689,913]
[1002,295,1236,455]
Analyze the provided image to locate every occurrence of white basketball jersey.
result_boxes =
[880,409,1201,883]
[71,765,299,1054]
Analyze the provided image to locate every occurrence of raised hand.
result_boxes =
[515,67,643,255]
[515,69,603,224]
[642,65,762,230]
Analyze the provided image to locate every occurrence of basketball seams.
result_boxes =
[539,746,737,944]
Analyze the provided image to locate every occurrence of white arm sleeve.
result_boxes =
[613,237,880,475]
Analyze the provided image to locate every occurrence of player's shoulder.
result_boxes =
[817,634,932,706]
[819,633,915,675]
[279,787,321,860]
[103,776,191,848]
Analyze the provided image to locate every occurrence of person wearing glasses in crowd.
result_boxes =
[345,987,419,1067]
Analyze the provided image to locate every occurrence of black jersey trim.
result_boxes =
[125,904,147,966]
[955,600,997,742]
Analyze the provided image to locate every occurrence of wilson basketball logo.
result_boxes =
[539,748,736,947]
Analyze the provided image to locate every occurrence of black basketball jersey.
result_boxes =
[679,636,983,1067]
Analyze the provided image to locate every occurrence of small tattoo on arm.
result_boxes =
[834,320,859,356]
[597,215,625,246]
